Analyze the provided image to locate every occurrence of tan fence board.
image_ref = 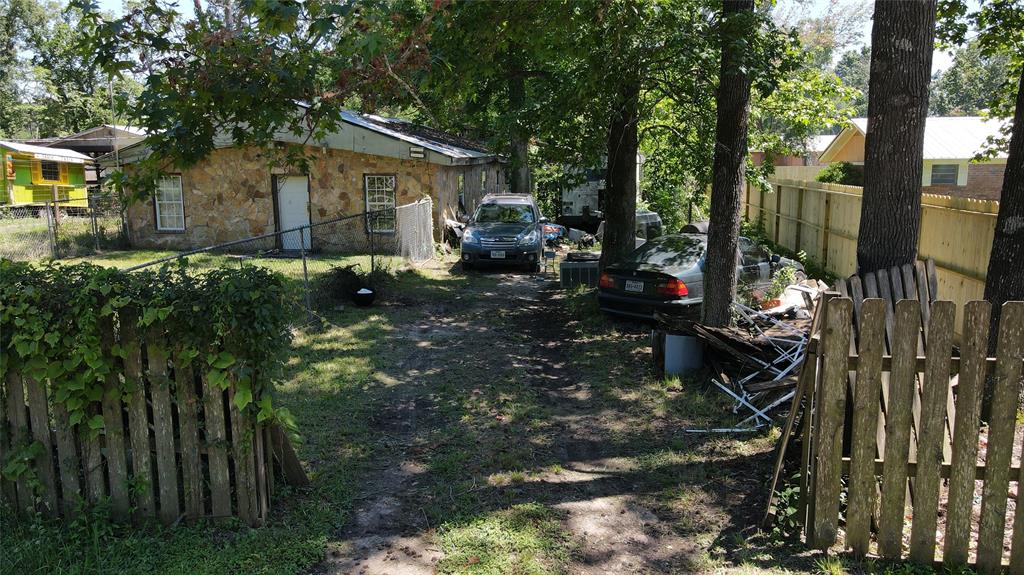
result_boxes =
[909,301,955,563]
[976,302,1024,574]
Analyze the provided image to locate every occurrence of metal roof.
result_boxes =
[845,116,1007,160]
[0,140,92,163]
[340,111,493,160]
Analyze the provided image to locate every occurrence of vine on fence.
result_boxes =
[0,259,297,439]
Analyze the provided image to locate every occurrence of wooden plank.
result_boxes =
[229,386,253,525]
[840,457,1019,481]
[802,293,836,535]
[24,377,58,516]
[845,299,885,556]
[255,423,269,524]
[146,331,179,524]
[889,265,906,302]
[914,261,931,336]
[0,385,16,507]
[264,425,274,499]
[875,268,896,351]
[123,317,155,520]
[908,301,955,563]
[877,300,921,559]
[100,319,129,520]
[101,386,130,520]
[945,301,992,565]
[174,354,204,519]
[51,402,81,516]
[202,372,232,518]
[925,259,938,303]
[762,293,825,527]
[810,298,851,549]
[1011,456,1024,574]
[5,372,34,513]
[901,263,918,304]
[976,302,1024,574]
[272,424,309,487]
[80,408,106,503]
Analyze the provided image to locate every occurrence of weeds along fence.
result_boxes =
[0,196,128,261]
[123,197,435,324]
[0,263,308,526]
[799,294,1024,572]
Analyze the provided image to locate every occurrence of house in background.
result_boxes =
[1,140,91,207]
[27,124,147,190]
[101,111,505,250]
[750,134,836,167]
[818,116,1007,200]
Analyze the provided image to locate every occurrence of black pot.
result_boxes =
[352,288,376,307]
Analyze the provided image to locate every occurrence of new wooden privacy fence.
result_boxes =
[0,319,308,526]
[741,175,999,336]
[801,296,1024,572]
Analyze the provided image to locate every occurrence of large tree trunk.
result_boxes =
[984,68,1024,350]
[855,0,936,273]
[508,65,531,195]
[701,0,753,327]
[598,80,640,269]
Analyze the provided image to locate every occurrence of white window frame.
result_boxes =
[364,174,396,233]
[155,175,186,232]
[930,164,959,186]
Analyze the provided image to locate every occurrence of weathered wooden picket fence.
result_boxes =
[800,294,1023,572]
[0,319,307,526]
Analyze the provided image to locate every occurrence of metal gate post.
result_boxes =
[299,226,314,325]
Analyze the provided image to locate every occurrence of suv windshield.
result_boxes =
[625,235,705,267]
[474,203,535,224]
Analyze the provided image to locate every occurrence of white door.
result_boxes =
[277,176,310,250]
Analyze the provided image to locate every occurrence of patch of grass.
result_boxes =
[815,556,846,575]
[435,503,573,575]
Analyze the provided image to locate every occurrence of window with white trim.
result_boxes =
[155,176,185,231]
[364,174,396,233]
[930,164,959,185]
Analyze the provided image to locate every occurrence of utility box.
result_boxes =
[560,260,601,288]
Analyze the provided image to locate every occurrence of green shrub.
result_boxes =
[816,162,864,186]
[0,259,298,438]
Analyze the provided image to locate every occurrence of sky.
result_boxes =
[95,0,964,73]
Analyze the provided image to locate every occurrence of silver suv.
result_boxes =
[460,194,546,272]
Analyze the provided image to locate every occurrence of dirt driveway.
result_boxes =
[301,261,814,575]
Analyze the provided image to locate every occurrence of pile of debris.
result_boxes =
[656,280,827,432]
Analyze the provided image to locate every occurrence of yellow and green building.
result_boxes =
[1,140,90,207]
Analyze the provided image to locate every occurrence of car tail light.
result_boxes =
[657,278,688,297]
[599,272,614,289]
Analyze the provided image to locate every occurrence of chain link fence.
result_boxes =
[123,197,436,327]
[0,195,128,261]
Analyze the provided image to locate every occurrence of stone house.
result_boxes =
[818,116,1008,200]
[102,111,505,251]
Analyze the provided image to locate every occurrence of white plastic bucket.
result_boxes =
[664,334,704,375]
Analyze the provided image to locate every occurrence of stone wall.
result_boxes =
[127,145,502,251]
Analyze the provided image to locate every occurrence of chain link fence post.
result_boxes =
[299,226,314,326]
[45,200,57,259]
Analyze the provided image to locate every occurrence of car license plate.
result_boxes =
[490,250,505,259]
[624,279,644,292]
